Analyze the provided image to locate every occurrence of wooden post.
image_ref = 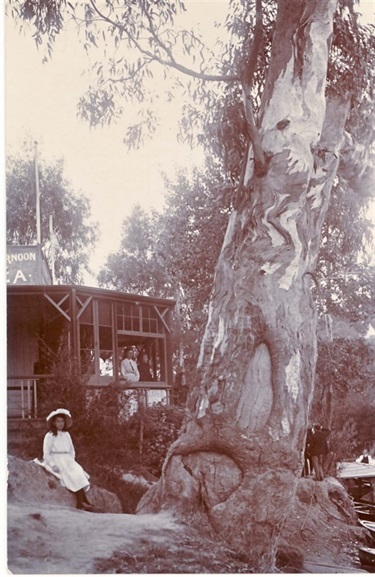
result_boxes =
[112,301,119,384]
[165,308,174,404]
[93,299,100,376]
[71,289,79,374]
[49,215,56,284]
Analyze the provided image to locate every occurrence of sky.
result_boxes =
[4,0,375,285]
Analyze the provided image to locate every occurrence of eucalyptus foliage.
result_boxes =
[10,1,373,147]
[8,0,374,298]
[312,337,375,457]
[316,179,375,322]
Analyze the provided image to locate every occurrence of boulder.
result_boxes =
[7,455,122,513]
[121,472,156,489]
[277,476,366,572]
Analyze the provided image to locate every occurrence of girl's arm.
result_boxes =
[67,432,76,459]
[43,433,56,467]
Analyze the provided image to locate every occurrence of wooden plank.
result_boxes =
[44,293,71,321]
[359,520,375,535]
[77,296,93,319]
[153,306,171,333]
[337,462,375,479]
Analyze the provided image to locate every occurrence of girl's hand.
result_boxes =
[52,465,60,473]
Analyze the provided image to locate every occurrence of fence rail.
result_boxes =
[7,376,172,420]
[7,378,38,419]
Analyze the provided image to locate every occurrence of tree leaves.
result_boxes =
[8,0,375,319]
[316,165,375,323]
[6,139,99,283]
[312,337,375,457]
[98,161,232,379]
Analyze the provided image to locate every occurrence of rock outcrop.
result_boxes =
[7,454,122,513]
[277,476,366,572]
[137,466,367,572]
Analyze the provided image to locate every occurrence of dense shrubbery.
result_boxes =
[311,337,375,461]
[80,398,184,511]
[125,402,185,475]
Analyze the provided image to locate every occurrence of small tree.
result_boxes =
[98,205,167,295]
[312,337,375,459]
[7,139,99,283]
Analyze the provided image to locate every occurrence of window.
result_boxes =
[141,306,162,333]
[80,324,94,374]
[117,302,140,332]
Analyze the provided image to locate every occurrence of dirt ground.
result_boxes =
[7,498,368,574]
[7,456,371,574]
[6,455,255,574]
[8,503,182,573]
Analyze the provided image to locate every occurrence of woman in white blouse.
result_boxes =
[42,408,93,511]
[120,348,140,382]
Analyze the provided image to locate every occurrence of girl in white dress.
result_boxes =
[42,408,92,511]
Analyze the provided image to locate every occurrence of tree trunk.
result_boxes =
[137,0,350,569]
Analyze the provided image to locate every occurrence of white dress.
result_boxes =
[120,358,140,382]
[41,431,90,492]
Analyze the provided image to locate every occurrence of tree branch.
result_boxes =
[102,58,153,84]
[89,0,240,83]
[141,1,176,63]
[242,88,266,170]
[240,0,267,182]
[243,0,264,88]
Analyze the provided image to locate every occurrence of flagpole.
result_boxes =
[34,141,41,245]
[49,215,56,284]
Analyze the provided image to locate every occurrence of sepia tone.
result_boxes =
[6,0,375,574]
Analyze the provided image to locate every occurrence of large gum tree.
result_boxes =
[9,0,374,569]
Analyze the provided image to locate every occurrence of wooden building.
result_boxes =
[7,284,175,419]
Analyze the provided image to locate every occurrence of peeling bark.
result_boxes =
[137,0,352,570]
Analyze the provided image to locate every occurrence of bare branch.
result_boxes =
[101,58,153,84]
[241,0,267,179]
[159,59,239,83]
[89,0,239,83]
[242,0,264,88]
[243,88,266,169]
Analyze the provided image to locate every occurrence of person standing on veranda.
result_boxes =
[120,348,140,382]
[138,352,154,382]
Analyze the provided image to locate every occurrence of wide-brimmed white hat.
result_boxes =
[46,408,73,429]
